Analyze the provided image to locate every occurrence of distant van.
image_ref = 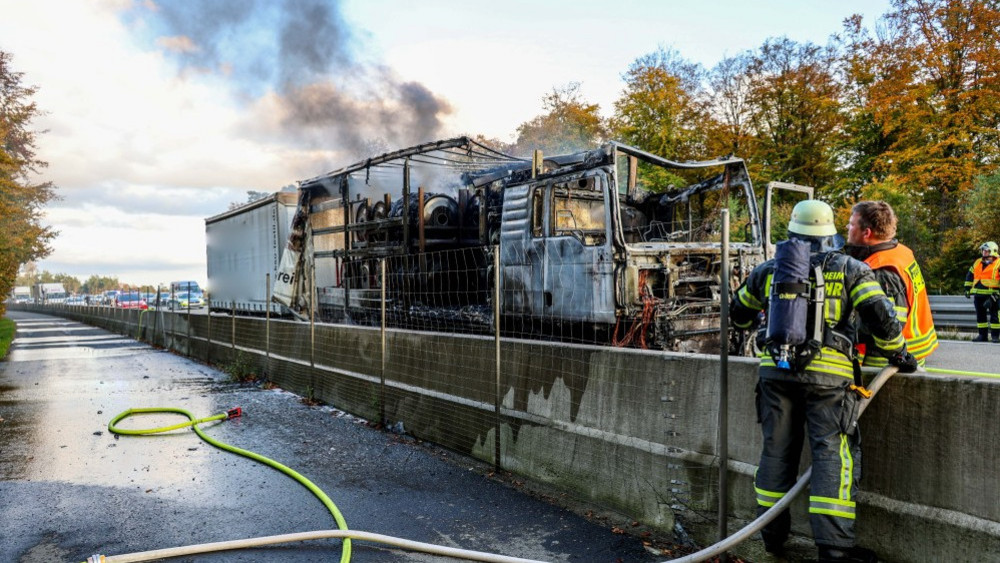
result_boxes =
[170,280,203,296]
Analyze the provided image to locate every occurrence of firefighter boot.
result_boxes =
[973,329,989,342]
[759,507,790,555]
[761,529,786,555]
[817,544,878,563]
[991,330,1000,343]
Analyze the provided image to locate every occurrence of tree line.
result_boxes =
[480,0,1000,293]
[12,264,158,297]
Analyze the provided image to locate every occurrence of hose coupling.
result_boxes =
[87,555,106,563]
[227,407,243,419]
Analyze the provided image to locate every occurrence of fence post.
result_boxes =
[493,246,501,470]
[380,258,386,425]
[186,283,192,356]
[231,300,236,353]
[265,273,271,373]
[152,285,160,347]
[309,264,317,404]
[205,290,212,364]
[718,209,731,551]
[310,264,316,369]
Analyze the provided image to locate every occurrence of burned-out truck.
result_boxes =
[273,136,802,353]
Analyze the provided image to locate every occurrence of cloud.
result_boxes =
[52,184,248,219]
[37,204,208,285]
[155,35,199,54]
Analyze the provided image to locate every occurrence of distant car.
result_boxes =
[170,291,205,310]
[117,293,148,310]
[145,292,170,309]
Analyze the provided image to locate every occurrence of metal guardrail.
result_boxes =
[929,294,976,331]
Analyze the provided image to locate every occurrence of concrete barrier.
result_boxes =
[15,303,1000,562]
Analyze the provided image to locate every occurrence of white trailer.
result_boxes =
[33,282,68,303]
[205,191,297,314]
[13,286,31,303]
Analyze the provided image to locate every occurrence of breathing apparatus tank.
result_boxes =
[765,200,835,370]
[767,239,812,369]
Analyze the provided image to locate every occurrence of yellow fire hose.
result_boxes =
[86,406,545,563]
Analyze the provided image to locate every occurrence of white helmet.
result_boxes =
[980,241,999,257]
[788,200,837,237]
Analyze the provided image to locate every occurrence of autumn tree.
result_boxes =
[965,171,1000,244]
[839,0,1000,286]
[1,50,57,314]
[512,83,607,157]
[610,47,708,161]
[704,52,756,159]
[832,15,898,203]
[741,37,845,190]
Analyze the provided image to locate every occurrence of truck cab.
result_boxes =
[498,143,765,352]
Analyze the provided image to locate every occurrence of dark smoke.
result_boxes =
[276,0,355,84]
[140,0,452,161]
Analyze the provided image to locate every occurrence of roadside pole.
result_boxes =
[718,209,730,556]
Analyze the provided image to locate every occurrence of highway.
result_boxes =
[0,311,663,562]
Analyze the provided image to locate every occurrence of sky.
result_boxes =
[1,0,892,289]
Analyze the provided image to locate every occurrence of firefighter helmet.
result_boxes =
[788,200,837,238]
[981,241,999,256]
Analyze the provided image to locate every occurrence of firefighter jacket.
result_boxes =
[732,248,905,385]
[856,241,939,365]
[965,257,1000,295]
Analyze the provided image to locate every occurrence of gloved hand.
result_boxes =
[965,290,971,299]
[889,351,919,373]
[992,293,999,306]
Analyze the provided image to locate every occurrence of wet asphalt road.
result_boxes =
[0,311,662,563]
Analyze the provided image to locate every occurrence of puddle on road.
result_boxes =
[6,318,150,362]
[1,316,230,491]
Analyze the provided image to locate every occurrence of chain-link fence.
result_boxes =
[22,255,759,543]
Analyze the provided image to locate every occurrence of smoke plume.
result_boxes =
[139,0,452,161]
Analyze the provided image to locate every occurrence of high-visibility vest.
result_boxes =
[966,258,1000,293]
[865,243,939,362]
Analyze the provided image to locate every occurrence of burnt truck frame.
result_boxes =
[273,136,808,353]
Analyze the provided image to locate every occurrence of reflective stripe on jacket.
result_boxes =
[965,257,1000,294]
[732,248,905,384]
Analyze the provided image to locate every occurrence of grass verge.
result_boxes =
[0,317,15,360]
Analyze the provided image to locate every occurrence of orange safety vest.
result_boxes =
[968,258,1000,293]
[865,243,938,362]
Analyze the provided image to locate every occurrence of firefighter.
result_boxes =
[964,241,1000,342]
[845,201,938,366]
[731,199,917,563]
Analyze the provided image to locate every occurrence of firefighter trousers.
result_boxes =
[754,378,861,548]
[973,293,1000,338]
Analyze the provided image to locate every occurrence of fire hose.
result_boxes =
[84,406,545,563]
[663,365,899,563]
[88,367,899,563]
